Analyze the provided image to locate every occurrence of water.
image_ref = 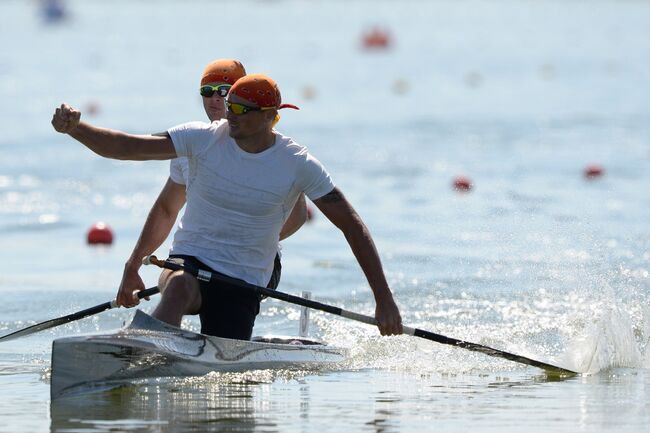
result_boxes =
[1,0,649,431]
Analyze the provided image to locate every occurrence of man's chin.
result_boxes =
[208,111,225,122]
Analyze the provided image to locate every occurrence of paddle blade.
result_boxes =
[0,301,113,343]
[0,287,160,343]
[0,317,72,342]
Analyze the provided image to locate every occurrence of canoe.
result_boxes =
[50,310,346,399]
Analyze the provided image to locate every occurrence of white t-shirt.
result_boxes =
[169,157,188,186]
[168,119,335,287]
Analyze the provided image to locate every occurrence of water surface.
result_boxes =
[1,0,649,432]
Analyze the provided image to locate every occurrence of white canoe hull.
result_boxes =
[51,310,345,399]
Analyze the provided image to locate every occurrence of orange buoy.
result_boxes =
[584,164,604,179]
[362,27,392,50]
[452,176,473,192]
[87,222,114,245]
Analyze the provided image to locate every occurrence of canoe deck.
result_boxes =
[50,310,346,399]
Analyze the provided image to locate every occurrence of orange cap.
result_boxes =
[200,59,246,86]
[229,74,299,110]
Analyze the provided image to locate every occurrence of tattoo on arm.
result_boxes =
[152,131,171,138]
[317,188,344,204]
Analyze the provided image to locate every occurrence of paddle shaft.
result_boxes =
[145,256,577,375]
[0,287,159,342]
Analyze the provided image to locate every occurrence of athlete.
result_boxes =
[116,59,307,319]
[52,73,403,338]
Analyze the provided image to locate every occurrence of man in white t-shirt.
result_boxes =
[117,59,306,331]
[52,73,403,338]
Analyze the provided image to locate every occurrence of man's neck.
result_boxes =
[234,130,276,154]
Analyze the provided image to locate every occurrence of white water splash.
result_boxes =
[559,301,646,374]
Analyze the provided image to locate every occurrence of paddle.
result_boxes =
[144,255,578,375]
[0,287,160,342]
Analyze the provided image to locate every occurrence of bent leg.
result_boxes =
[152,268,202,327]
[199,283,259,339]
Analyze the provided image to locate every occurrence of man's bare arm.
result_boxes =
[313,187,402,336]
[279,193,307,240]
[117,178,186,307]
[52,103,176,160]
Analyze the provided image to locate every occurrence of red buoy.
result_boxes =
[87,222,114,245]
[306,205,315,222]
[584,164,605,179]
[362,27,392,50]
[452,176,473,192]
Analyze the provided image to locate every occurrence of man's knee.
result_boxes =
[159,271,201,310]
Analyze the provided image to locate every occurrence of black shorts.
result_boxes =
[167,254,281,340]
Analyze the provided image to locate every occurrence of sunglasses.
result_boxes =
[226,101,275,115]
[200,84,232,98]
